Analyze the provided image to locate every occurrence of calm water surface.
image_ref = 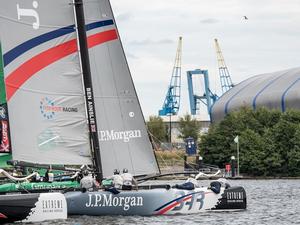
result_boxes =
[29,179,300,225]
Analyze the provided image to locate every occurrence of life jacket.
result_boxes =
[121,173,133,186]
[81,176,97,191]
[48,172,54,182]
[112,175,123,189]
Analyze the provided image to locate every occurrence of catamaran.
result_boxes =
[0,0,246,223]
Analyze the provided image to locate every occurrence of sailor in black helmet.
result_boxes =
[121,168,138,190]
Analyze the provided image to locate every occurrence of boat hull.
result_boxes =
[0,192,67,223]
[65,186,246,216]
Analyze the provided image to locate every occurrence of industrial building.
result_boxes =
[211,67,300,122]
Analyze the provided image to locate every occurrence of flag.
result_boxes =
[234,135,239,143]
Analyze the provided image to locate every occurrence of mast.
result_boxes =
[73,0,103,181]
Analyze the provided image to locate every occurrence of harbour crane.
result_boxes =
[187,69,218,117]
[159,37,182,116]
[158,37,182,144]
[214,38,234,94]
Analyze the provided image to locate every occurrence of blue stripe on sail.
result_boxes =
[281,77,300,112]
[4,25,75,67]
[3,19,114,67]
[86,19,114,31]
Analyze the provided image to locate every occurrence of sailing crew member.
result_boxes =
[32,171,41,182]
[112,169,123,189]
[45,169,54,182]
[121,168,138,190]
[173,174,199,190]
[80,170,99,192]
[12,169,18,177]
[185,174,200,188]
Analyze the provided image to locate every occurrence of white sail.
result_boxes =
[83,0,160,176]
[0,0,91,165]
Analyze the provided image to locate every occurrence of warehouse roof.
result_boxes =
[211,67,300,122]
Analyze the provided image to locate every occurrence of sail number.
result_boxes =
[172,191,205,211]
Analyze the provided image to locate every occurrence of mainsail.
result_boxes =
[0,0,159,176]
[0,0,92,165]
[83,0,160,176]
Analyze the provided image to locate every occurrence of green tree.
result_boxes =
[177,114,200,142]
[239,129,266,175]
[146,116,167,144]
[288,125,300,176]
[200,107,300,176]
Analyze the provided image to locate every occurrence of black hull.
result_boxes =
[0,193,39,224]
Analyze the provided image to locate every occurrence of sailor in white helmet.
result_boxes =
[112,169,123,189]
[121,168,138,190]
[80,170,99,192]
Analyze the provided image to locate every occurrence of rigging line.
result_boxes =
[148,131,201,172]
[148,132,186,173]
[147,132,171,168]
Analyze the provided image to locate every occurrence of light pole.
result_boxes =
[169,114,172,147]
[230,155,236,177]
[234,135,240,177]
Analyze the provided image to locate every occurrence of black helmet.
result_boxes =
[123,168,128,173]
[113,169,120,175]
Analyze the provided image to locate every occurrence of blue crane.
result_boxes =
[159,37,183,116]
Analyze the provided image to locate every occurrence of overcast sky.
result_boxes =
[110,0,300,119]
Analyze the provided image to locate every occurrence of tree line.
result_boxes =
[147,107,300,177]
[200,107,300,177]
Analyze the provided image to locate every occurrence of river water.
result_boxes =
[30,179,300,225]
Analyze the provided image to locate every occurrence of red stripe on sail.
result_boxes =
[6,29,118,101]
[88,29,118,48]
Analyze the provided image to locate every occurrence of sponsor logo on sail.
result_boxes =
[40,97,78,119]
[86,194,143,211]
[0,107,6,119]
[99,130,142,142]
[0,121,10,153]
[86,88,96,132]
[17,1,40,30]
